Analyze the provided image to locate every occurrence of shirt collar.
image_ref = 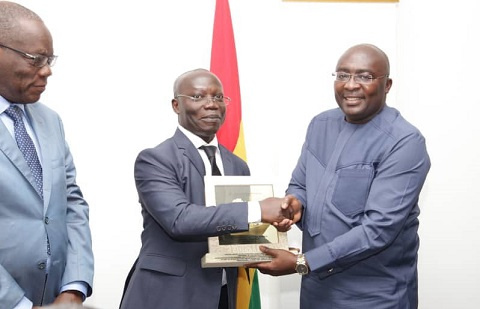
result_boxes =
[0,96,27,114]
[177,125,219,150]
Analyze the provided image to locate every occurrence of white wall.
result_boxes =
[396,1,480,308]
[13,0,480,308]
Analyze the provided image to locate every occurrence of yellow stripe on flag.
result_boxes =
[233,122,247,161]
[236,268,258,309]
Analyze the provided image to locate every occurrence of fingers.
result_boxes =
[281,196,289,210]
[292,210,301,223]
[274,219,292,232]
[245,261,269,270]
[244,246,272,269]
[260,245,280,257]
[259,245,270,255]
[282,194,296,209]
[285,194,302,223]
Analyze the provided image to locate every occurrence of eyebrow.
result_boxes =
[336,68,373,74]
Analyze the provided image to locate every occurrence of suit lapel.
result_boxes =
[25,105,50,209]
[0,116,41,195]
[173,129,206,178]
[219,145,234,176]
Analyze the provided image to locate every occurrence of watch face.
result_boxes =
[296,264,308,275]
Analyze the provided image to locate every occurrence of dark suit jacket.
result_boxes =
[120,129,250,309]
[0,102,94,307]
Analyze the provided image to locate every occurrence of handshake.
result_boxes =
[259,194,302,232]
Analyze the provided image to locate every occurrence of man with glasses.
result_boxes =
[0,2,93,308]
[120,68,300,309]
[248,44,431,308]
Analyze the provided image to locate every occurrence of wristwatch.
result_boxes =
[295,253,309,275]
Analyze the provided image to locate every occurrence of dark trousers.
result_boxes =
[118,258,138,308]
[218,285,229,309]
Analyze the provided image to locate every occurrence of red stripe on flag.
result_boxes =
[210,0,241,152]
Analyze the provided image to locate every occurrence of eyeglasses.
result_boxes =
[175,94,231,106]
[0,43,58,68]
[332,72,388,85]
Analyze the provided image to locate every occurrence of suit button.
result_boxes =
[44,217,49,224]
[38,262,46,270]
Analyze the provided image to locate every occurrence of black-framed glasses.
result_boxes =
[332,72,388,85]
[175,94,231,106]
[0,43,57,68]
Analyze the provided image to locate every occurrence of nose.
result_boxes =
[203,97,221,108]
[38,64,53,77]
[344,76,360,89]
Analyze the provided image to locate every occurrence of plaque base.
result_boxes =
[201,252,273,268]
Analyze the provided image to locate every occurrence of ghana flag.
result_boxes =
[210,0,261,308]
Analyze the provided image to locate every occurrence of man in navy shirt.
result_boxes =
[249,44,430,309]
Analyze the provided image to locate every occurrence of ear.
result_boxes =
[385,78,393,94]
[172,98,180,114]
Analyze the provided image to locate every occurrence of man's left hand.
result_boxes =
[246,245,297,276]
[53,290,84,304]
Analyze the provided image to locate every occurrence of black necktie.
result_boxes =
[200,145,222,176]
[4,105,43,198]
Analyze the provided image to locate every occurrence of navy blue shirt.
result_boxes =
[288,106,430,308]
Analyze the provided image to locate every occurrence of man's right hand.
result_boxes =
[259,194,302,231]
[281,194,302,223]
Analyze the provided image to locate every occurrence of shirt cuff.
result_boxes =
[60,281,88,301]
[247,201,261,223]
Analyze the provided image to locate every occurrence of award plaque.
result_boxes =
[201,176,289,268]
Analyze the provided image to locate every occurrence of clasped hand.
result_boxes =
[260,194,302,232]
[33,290,84,308]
